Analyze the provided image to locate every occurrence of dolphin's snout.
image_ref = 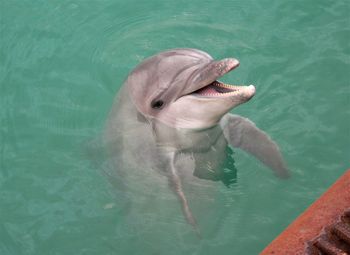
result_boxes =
[243,85,256,100]
[224,58,240,71]
[192,58,240,90]
[214,58,240,77]
[248,85,256,94]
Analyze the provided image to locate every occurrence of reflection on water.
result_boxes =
[194,146,237,187]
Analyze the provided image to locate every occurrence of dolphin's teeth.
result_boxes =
[192,80,245,97]
[215,81,241,90]
[202,89,240,97]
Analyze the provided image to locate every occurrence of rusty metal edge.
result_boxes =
[260,169,350,255]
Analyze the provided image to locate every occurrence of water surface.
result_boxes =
[1,0,349,254]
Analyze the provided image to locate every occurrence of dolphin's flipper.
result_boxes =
[220,114,290,178]
[166,152,201,237]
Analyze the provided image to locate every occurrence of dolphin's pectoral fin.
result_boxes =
[220,114,290,178]
[166,152,201,237]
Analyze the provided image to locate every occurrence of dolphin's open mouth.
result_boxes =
[187,58,255,98]
[191,80,244,97]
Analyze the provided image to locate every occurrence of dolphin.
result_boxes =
[105,48,289,236]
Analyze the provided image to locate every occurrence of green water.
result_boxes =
[1,0,349,254]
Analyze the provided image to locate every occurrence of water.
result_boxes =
[1,0,349,254]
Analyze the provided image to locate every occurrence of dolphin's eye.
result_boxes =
[151,100,164,109]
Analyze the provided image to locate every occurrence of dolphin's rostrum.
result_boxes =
[105,48,289,235]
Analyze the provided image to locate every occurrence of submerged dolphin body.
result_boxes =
[105,48,289,235]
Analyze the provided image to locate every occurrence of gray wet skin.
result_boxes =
[105,48,289,235]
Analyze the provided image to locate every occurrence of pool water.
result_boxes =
[1,0,349,254]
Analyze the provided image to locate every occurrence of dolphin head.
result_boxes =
[127,48,255,129]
